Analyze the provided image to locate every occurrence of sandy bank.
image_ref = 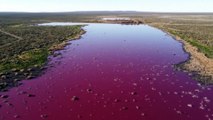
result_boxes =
[176,36,213,84]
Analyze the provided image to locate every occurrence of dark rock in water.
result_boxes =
[53,53,62,57]
[13,115,20,118]
[14,79,20,82]
[71,96,79,101]
[141,113,145,116]
[3,100,8,103]
[28,94,35,97]
[0,104,2,108]
[40,114,48,119]
[114,99,120,103]
[86,89,92,93]
[132,83,137,86]
[40,67,46,70]
[136,106,140,110]
[6,102,13,107]
[124,99,128,102]
[2,89,8,92]
[19,91,27,95]
[27,75,34,79]
[131,92,137,95]
[77,114,82,119]
[1,95,9,99]
[121,106,128,110]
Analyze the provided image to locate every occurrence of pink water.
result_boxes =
[0,24,213,120]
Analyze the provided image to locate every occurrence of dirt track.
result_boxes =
[0,29,22,40]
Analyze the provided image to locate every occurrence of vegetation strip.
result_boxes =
[139,14,213,84]
[0,24,85,91]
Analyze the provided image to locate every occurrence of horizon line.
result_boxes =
[0,10,213,14]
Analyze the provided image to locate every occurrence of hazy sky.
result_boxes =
[0,0,212,12]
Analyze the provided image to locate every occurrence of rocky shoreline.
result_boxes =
[147,23,213,84]
[175,37,213,85]
[162,30,213,84]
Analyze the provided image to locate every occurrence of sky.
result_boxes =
[0,0,213,12]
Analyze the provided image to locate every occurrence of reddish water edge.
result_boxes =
[0,24,213,120]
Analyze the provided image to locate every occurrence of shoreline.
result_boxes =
[90,18,143,25]
[151,25,213,84]
[0,27,86,91]
[175,37,213,84]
